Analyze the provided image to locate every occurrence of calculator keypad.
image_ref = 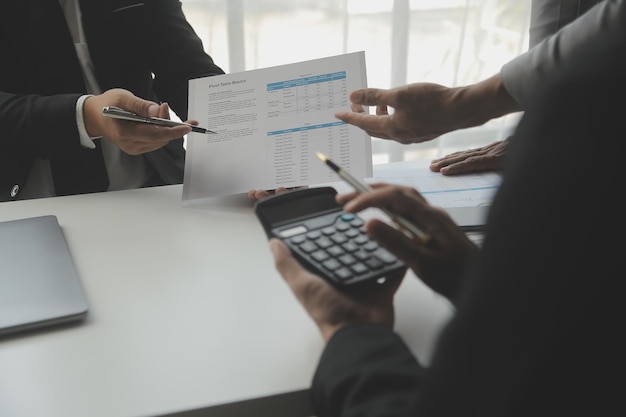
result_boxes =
[274,211,405,285]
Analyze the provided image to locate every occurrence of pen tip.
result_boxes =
[316,151,327,162]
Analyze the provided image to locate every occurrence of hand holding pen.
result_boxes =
[316,152,431,244]
[102,106,215,134]
[82,89,204,155]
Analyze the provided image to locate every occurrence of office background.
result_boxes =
[179,0,530,164]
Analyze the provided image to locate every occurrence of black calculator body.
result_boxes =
[254,187,406,286]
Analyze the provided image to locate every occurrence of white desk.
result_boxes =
[0,168,454,417]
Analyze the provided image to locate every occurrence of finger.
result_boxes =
[120,96,160,118]
[269,238,312,292]
[366,219,423,265]
[350,102,367,113]
[439,156,500,175]
[248,189,272,201]
[333,111,394,136]
[376,104,389,116]
[429,151,476,171]
[156,102,170,119]
[343,184,427,217]
[350,88,395,107]
[335,190,360,206]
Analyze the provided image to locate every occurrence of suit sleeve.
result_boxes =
[146,0,225,120]
[0,91,84,159]
[501,0,626,107]
[312,323,424,417]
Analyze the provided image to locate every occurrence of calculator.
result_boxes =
[254,187,406,286]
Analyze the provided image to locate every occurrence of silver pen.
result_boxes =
[316,151,431,244]
[102,106,216,134]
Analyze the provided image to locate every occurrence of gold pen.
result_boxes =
[316,152,431,244]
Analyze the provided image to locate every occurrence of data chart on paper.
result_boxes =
[266,71,351,185]
[185,52,371,200]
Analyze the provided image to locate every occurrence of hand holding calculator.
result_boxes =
[254,187,406,287]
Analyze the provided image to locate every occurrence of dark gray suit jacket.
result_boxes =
[0,0,224,201]
[311,9,626,417]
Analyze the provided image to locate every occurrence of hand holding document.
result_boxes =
[182,52,372,201]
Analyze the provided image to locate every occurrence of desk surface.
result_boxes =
[0,167,454,417]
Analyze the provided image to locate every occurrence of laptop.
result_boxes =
[0,215,89,337]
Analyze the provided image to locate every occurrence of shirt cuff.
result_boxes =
[76,94,101,149]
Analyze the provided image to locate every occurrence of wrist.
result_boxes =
[452,74,521,129]
[82,95,104,138]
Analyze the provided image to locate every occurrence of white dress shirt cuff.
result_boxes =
[76,94,101,149]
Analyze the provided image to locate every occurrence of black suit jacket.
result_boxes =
[312,18,625,417]
[0,0,224,201]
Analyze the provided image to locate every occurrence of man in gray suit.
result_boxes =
[0,0,225,201]
[270,3,625,415]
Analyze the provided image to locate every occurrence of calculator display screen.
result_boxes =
[260,191,338,226]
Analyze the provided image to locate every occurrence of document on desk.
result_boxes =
[183,52,372,200]
[370,165,502,208]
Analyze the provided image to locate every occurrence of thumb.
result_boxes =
[269,238,304,284]
[124,96,160,118]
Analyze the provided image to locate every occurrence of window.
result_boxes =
[181,0,530,164]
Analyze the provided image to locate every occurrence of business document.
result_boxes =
[183,52,371,200]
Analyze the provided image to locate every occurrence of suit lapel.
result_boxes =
[79,0,118,90]
[26,0,86,94]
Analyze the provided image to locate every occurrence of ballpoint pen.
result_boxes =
[102,106,216,134]
[316,151,431,244]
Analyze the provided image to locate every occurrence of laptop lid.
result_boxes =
[0,215,89,336]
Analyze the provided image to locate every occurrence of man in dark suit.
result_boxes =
[0,0,224,201]
[268,9,625,417]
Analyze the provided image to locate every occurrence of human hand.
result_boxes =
[337,184,478,302]
[247,187,291,201]
[429,138,510,175]
[247,186,309,201]
[83,88,195,155]
[270,238,403,342]
[334,75,518,145]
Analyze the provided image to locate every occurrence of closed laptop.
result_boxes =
[0,215,89,336]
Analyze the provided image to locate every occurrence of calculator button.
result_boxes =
[365,258,384,270]
[351,263,369,275]
[327,245,345,257]
[330,233,348,244]
[341,242,359,252]
[344,228,359,238]
[363,241,378,251]
[340,213,356,222]
[311,250,330,262]
[290,235,306,244]
[338,254,357,266]
[335,222,350,231]
[299,241,318,253]
[354,235,369,245]
[322,226,336,235]
[306,230,322,239]
[334,268,353,281]
[322,258,342,270]
[375,250,397,264]
[353,250,370,261]
[350,218,364,227]
[315,236,333,249]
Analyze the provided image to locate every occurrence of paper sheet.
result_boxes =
[314,160,502,208]
[183,52,372,200]
[369,163,502,208]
